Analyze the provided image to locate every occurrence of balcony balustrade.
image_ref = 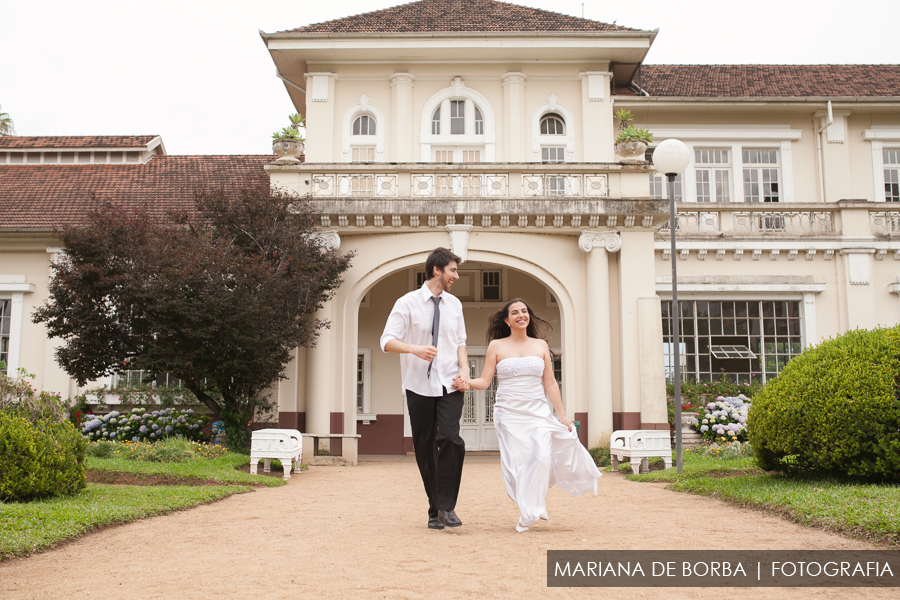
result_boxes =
[659,203,836,235]
[870,210,900,234]
[309,172,609,199]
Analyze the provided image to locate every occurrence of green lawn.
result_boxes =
[1,451,283,560]
[0,484,251,559]
[86,452,286,488]
[621,451,900,547]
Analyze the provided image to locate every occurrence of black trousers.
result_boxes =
[406,387,466,516]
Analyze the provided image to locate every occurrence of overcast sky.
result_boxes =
[2,0,896,155]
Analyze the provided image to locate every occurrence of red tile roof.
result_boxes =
[620,65,900,98]
[283,0,644,34]
[0,136,160,149]
[0,155,271,229]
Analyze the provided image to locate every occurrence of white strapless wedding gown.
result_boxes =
[494,356,601,527]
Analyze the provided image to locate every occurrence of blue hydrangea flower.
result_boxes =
[165,425,173,434]
[139,425,148,434]
[152,424,158,430]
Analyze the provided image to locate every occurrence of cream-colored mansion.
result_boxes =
[2,0,899,460]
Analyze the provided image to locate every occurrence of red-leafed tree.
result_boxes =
[34,180,352,449]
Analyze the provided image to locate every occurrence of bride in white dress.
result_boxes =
[458,298,601,532]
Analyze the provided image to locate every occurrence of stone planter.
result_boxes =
[678,411,703,449]
[272,139,305,163]
[614,140,648,163]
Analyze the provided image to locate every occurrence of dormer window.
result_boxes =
[353,115,376,136]
[540,113,565,135]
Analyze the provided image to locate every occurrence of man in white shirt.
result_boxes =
[380,247,470,530]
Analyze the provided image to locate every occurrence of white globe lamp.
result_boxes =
[652,138,691,175]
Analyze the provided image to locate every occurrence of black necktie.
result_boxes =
[428,296,440,378]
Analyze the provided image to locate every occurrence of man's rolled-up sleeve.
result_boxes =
[456,303,467,347]
[380,298,408,352]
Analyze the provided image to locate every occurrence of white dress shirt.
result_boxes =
[380,282,467,397]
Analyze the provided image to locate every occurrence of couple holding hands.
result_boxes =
[380,248,600,533]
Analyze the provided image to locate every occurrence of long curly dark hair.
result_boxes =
[486,298,553,343]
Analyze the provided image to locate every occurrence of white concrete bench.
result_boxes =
[250,428,304,479]
[609,429,673,474]
[302,433,362,466]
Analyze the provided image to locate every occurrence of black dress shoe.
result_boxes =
[428,515,445,530]
[439,509,462,527]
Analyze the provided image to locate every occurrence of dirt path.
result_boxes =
[0,457,891,599]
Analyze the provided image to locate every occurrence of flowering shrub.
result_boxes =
[80,407,208,443]
[0,366,67,424]
[691,395,751,442]
[86,438,226,462]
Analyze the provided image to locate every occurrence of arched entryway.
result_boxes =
[347,251,573,455]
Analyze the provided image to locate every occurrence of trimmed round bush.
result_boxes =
[0,411,87,501]
[748,326,900,482]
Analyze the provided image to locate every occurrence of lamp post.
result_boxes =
[652,139,691,473]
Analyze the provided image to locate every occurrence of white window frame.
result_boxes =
[356,348,374,421]
[532,101,575,162]
[742,148,781,203]
[864,127,900,202]
[883,149,900,202]
[541,147,566,164]
[648,126,800,203]
[694,148,732,203]
[350,147,375,163]
[0,276,34,377]
[342,98,385,163]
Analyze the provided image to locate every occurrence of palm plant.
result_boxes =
[0,103,15,136]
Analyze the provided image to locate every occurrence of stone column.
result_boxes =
[578,230,620,447]
[501,72,526,162]
[303,231,340,448]
[390,73,415,162]
[305,300,334,445]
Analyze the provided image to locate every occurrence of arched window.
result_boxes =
[432,107,441,135]
[353,115,376,136]
[421,79,495,162]
[540,113,565,135]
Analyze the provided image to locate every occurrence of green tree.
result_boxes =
[33,180,353,449]
[0,103,14,136]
